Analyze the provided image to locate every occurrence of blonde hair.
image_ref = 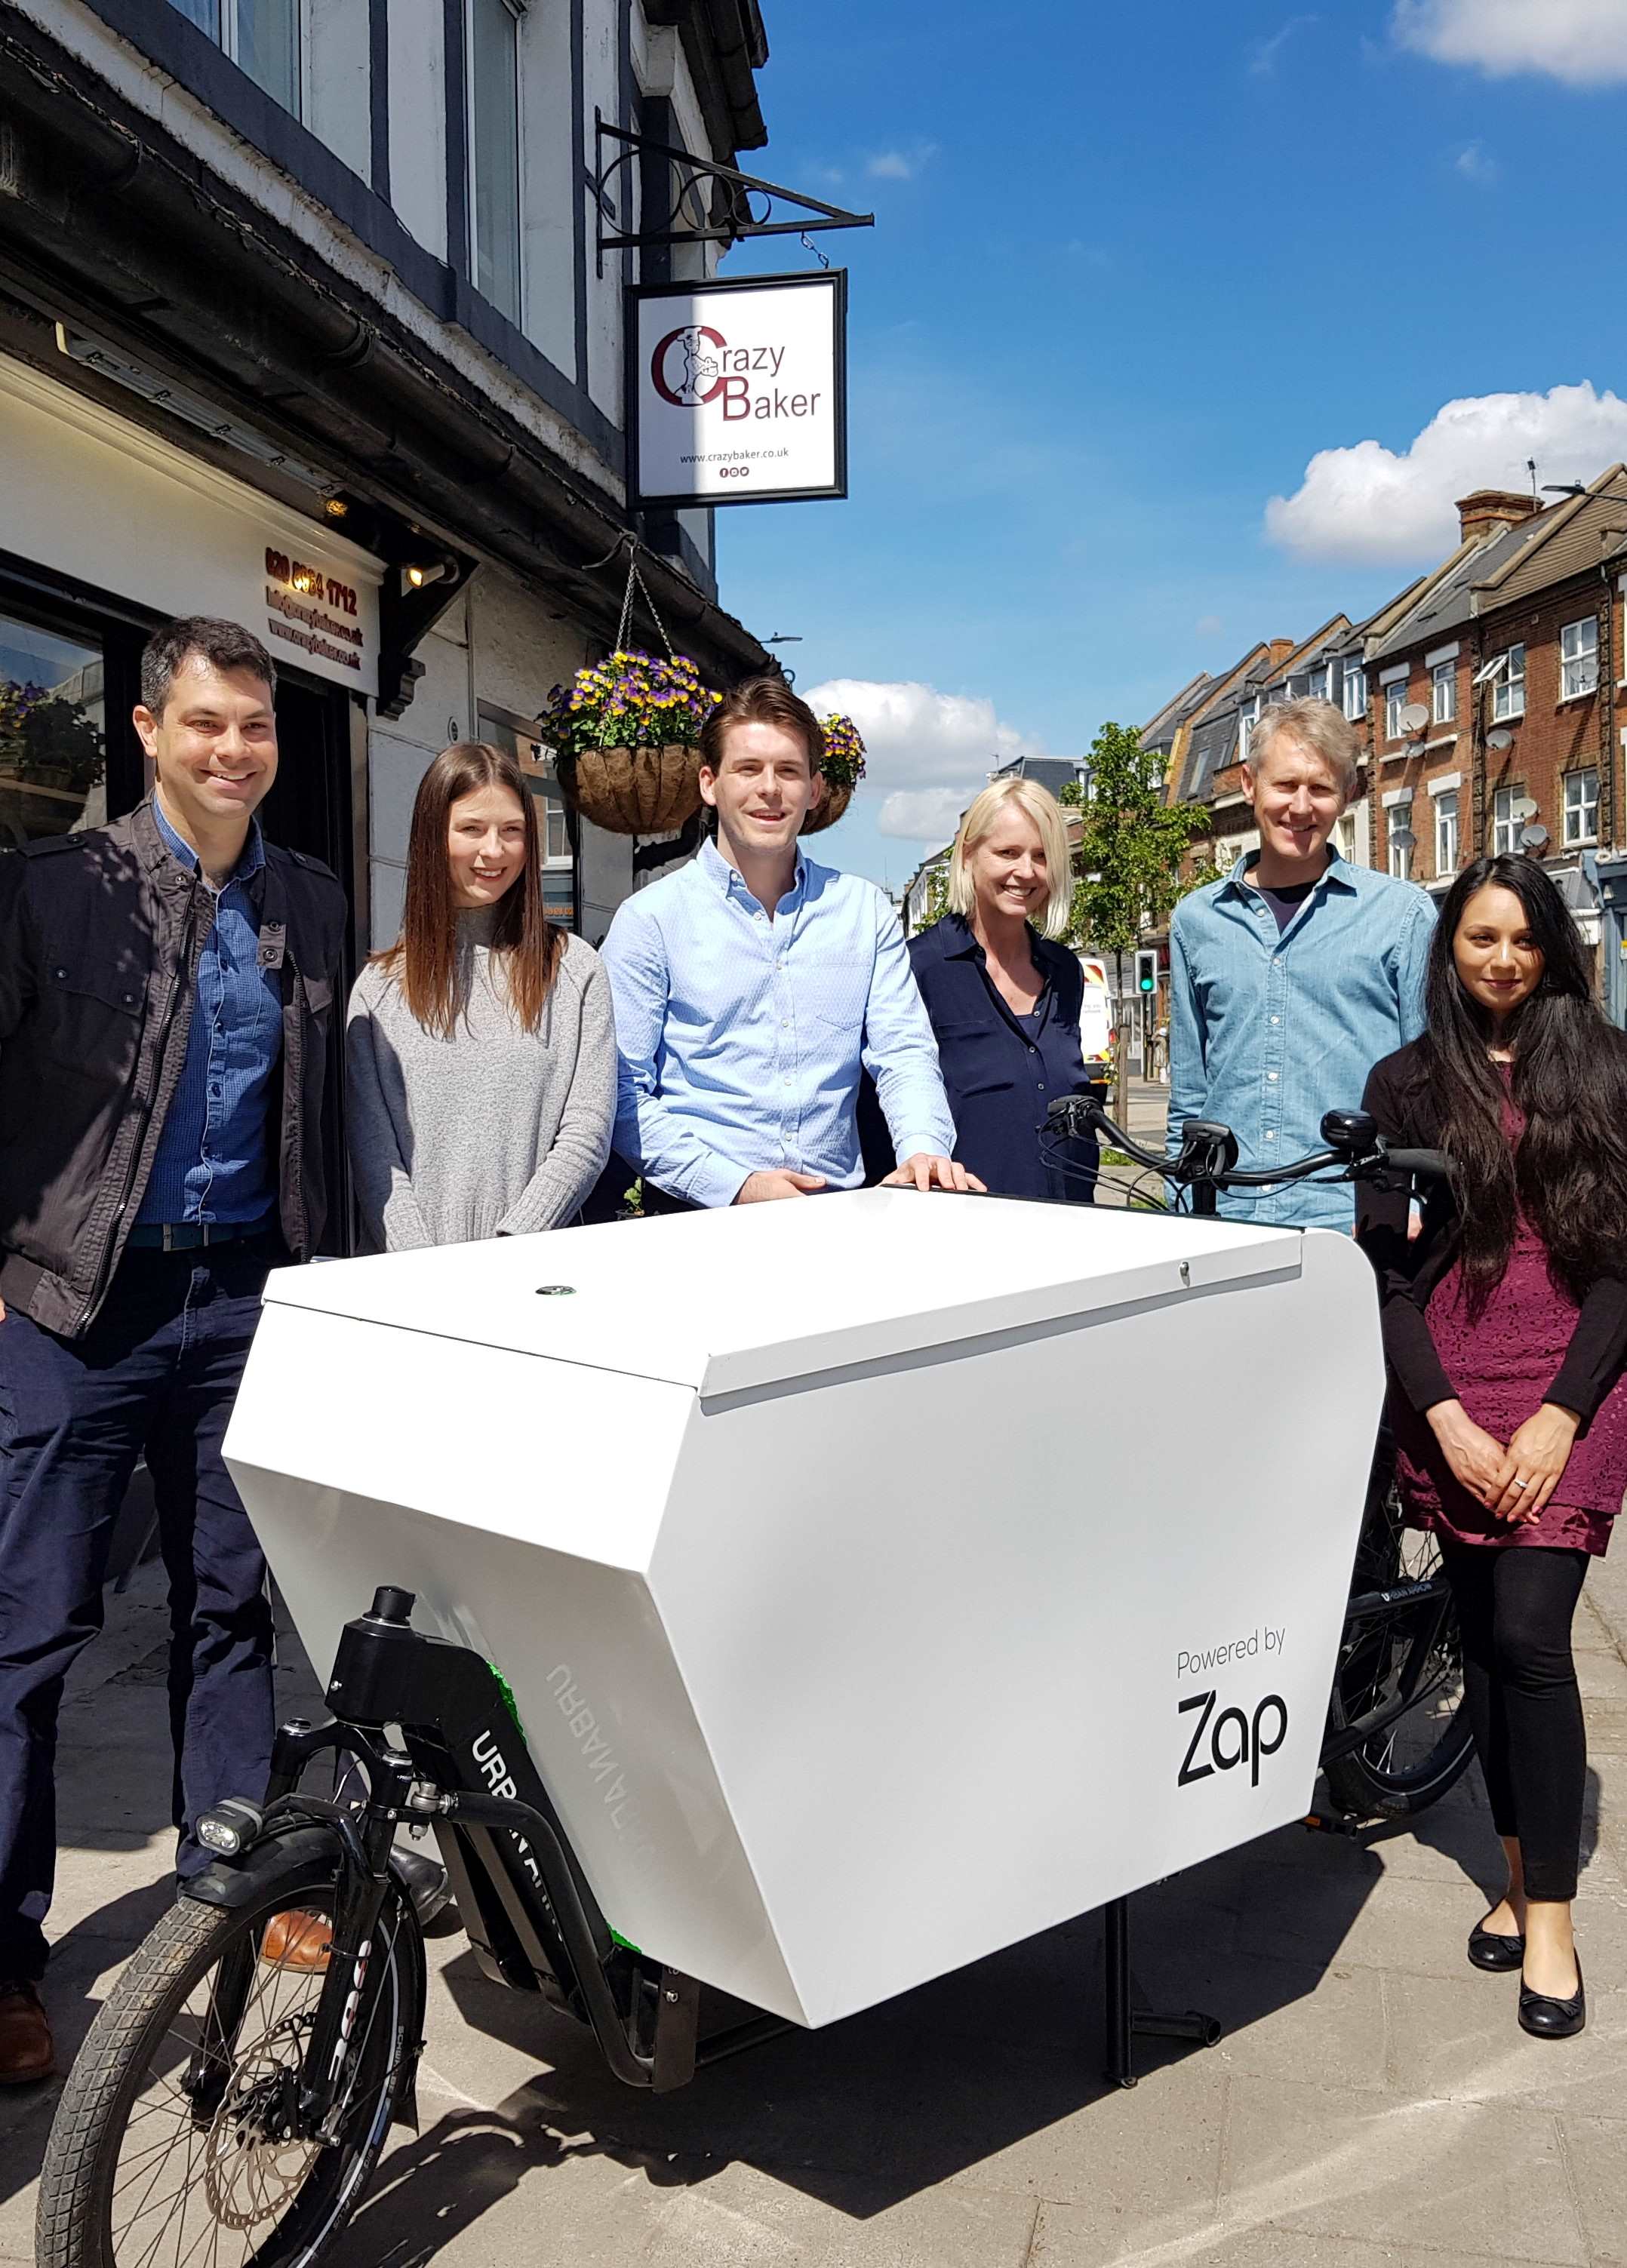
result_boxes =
[1245,696,1360,801]
[947,776,1074,940]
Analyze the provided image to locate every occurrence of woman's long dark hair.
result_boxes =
[377,742,561,1036]
[1421,854,1627,1311]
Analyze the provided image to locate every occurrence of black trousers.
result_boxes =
[0,1240,278,1980]
[1442,1538,1591,1902]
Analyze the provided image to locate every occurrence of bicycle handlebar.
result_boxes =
[1044,1096,1449,1194]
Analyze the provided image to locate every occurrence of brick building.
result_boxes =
[1363,472,1627,1006]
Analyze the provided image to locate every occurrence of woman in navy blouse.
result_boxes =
[900,779,1100,1201]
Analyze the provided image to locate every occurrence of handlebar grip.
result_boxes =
[1383,1148,1451,1180]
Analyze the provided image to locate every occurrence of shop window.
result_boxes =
[469,0,524,324]
[1564,768,1599,847]
[0,612,107,850]
[1432,660,1456,725]
[1434,791,1459,877]
[1561,618,1599,702]
[166,0,302,117]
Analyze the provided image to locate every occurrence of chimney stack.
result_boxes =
[1456,490,1540,545]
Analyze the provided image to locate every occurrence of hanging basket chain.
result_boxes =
[614,555,676,662]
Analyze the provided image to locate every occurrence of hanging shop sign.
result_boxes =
[628,271,847,512]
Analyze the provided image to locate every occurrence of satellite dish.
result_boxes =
[1487,727,1515,753]
[1512,795,1538,822]
[1400,702,1430,733]
[1520,822,1549,850]
[1389,825,1416,848]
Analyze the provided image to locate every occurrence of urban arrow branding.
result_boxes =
[650,324,823,425]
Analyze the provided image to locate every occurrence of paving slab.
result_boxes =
[1554,2113,1627,2268]
[1220,2076,1588,2263]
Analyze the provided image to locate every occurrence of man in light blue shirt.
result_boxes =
[601,678,971,1209]
[1168,696,1435,1231]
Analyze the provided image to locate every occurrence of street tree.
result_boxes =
[1060,721,1207,1121]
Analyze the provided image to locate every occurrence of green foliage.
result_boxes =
[0,682,104,794]
[1060,722,1206,954]
[924,864,949,924]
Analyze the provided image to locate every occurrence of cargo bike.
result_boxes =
[38,1107,1463,2268]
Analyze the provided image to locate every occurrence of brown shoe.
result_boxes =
[0,1982,54,2084]
[259,1910,332,1971]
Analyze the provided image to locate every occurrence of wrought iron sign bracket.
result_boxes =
[592,118,873,275]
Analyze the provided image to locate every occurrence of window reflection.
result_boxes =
[0,615,107,850]
[480,708,574,930]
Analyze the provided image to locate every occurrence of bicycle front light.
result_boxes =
[195,1798,264,1858]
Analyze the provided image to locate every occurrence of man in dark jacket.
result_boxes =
[0,617,345,2079]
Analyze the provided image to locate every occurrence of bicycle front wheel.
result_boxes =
[38,1871,419,2268]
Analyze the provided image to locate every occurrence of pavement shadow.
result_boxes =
[327,1822,1382,2262]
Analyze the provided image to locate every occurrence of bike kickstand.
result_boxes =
[1101,1895,1222,2088]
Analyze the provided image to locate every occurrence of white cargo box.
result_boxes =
[224,1191,1383,2029]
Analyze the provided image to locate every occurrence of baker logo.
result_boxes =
[1178,1689,1288,1789]
[649,322,823,426]
[650,324,727,407]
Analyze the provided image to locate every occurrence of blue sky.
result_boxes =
[712,0,1627,890]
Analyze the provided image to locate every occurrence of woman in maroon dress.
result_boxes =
[1359,855,1627,2042]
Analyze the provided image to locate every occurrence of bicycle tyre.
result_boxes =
[38,1870,419,2268]
[1322,1507,1475,1819]
[1323,1693,1474,1818]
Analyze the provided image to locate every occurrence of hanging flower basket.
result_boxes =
[543,647,720,839]
[557,743,704,836]
[801,712,867,836]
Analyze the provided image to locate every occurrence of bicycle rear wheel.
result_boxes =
[1323,1499,1473,1819]
[38,1871,419,2268]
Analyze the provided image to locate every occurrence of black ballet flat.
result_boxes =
[1468,1917,1526,1972]
[1518,1957,1585,2039]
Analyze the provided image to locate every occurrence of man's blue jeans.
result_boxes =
[0,1238,279,1981]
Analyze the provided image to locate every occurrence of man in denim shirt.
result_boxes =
[1168,697,1434,1231]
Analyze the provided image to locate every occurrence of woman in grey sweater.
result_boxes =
[346,741,616,1249]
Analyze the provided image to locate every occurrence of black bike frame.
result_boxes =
[197,1589,786,2130]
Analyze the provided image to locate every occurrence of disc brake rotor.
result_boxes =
[202,2037,320,2230]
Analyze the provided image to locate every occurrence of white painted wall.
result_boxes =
[304,2,371,180]
[388,0,448,263]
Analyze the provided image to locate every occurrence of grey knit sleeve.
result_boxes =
[344,972,435,1252]
[495,943,618,1236]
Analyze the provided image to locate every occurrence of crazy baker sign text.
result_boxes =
[629,272,847,512]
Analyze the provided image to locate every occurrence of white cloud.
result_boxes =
[1264,382,1627,566]
[802,678,1045,844]
[866,143,938,181]
[1249,14,1316,75]
[1453,138,1499,183]
[1393,0,1627,87]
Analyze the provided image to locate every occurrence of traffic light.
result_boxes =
[1135,949,1158,996]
